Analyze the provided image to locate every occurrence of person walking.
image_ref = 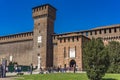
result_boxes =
[30,64,33,74]
[73,65,76,73]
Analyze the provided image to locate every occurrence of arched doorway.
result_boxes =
[69,59,76,67]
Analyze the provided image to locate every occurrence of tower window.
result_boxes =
[64,38,66,42]
[68,47,70,57]
[38,23,40,26]
[39,30,41,33]
[104,29,106,34]
[90,31,92,35]
[60,39,62,43]
[72,37,74,42]
[69,47,76,58]
[109,28,111,33]
[68,38,70,42]
[64,47,66,58]
[99,30,101,34]
[38,45,40,48]
[77,36,79,41]
[86,32,88,36]
[95,31,97,35]
[37,53,40,56]
[114,28,116,32]
[75,46,76,57]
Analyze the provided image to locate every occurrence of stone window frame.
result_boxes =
[69,46,76,58]
[64,47,66,58]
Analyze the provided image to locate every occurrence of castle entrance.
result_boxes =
[69,59,76,67]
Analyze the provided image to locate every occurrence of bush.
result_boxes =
[83,38,110,80]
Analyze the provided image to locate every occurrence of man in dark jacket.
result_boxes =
[30,63,33,74]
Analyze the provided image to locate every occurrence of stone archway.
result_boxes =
[69,59,76,67]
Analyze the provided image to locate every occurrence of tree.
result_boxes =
[83,38,109,80]
[107,41,120,73]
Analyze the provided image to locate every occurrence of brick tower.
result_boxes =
[32,4,56,68]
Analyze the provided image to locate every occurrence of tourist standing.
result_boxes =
[0,64,3,78]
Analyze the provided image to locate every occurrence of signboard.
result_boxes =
[69,47,75,58]
[38,36,42,43]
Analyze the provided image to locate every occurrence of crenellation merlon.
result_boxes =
[32,4,56,11]
[32,4,56,20]
[0,32,33,43]
[92,24,120,30]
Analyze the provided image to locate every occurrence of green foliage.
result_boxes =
[8,62,30,72]
[8,62,18,66]
[83,38,110,80]
[107,41,120,73]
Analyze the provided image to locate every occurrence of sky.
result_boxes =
[0,0,120,36]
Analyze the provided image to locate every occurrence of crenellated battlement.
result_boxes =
[32,4,56,20]
[0,32,33,43]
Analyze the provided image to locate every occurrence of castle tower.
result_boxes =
[32,4,56,68]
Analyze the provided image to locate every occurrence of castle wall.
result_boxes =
[53,34,89,70]
[0,40,33,65]
[52,25,120,70]
[0,32,33,65]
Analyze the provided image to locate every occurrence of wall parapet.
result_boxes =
[0,32,33,43]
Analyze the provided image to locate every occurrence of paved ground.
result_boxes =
[0,72,35,80]
[0,77,13,80]
[0,73,19,80]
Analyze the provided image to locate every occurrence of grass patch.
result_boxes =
[103,73,120,80]
[14,73,120,80]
